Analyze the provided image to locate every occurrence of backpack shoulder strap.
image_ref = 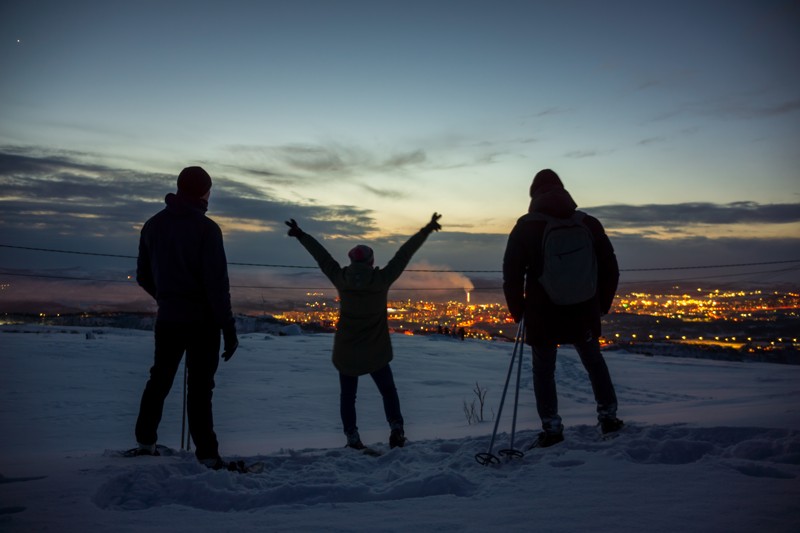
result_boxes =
[569,211,595,242]
[571,210,586,221]
[520,211,557,224]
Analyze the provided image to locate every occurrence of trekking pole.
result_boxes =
[499,322,525,458]
[475,319,525,465]
[180,361,190,451]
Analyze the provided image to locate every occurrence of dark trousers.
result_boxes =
[531,337,618,433]
[339,364,404,436]
[135,321,220,461]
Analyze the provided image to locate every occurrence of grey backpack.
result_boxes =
[527,211,597,305]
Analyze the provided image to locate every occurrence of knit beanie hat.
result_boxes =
[529,168,563,197]
[177,166,212,197]
[348,245,374,266]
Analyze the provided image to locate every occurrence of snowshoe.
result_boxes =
[120,443,174,457]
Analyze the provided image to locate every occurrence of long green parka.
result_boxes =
[297,226,435,376]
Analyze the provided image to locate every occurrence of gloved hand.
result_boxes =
[285,218,304,238]
[424,212,442,232]
[221,326,239,362]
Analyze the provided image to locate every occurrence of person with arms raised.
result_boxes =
[285,213,442,451]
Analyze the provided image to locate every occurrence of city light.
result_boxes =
[265,286,798,355]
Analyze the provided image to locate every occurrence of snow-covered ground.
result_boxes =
[1,325,798,532]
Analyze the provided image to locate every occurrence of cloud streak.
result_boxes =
[2,146,799,312]
[224,143,428,183]
[0,147,379,242]
[4,148,798,240]
[588,201,800,228]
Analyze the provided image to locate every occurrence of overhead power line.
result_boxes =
[1,265,798,290]
[618,265,800,285]
[0,271,131,283]
[0,244,133,259]
[2,243,800,274]
[621,261,800,272]
[0,270,490,291]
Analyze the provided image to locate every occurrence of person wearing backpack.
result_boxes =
[503,169,622,448]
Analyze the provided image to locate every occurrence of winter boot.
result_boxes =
[599,417,624,435]
[345,431,366,450]
[529,431,564,449]
[124,442,159,457]
[200,457,226,470]
[389,428,407,449]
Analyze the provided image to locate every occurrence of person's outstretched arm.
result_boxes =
[382,213,442,284]
[285,219,342,283]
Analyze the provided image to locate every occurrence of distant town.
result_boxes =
[269,286,799,364]
[3,285,798,364]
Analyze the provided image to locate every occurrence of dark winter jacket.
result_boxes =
[297,227,435,376]
[502,187,619,344]
[136,192,235,330]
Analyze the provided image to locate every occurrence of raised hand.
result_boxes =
[426,212,442,232]
[285,218,304,238]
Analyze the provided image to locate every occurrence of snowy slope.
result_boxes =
[1,326,798,532]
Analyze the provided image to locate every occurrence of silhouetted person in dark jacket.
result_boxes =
[503,169,622,448]
[133,166,239,470]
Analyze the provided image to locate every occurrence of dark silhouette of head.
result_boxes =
[529,169,564,197]
[177,166,212,198]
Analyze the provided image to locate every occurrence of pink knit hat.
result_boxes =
[348,245,374,266]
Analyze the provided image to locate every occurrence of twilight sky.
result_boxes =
[1,1,799,313]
